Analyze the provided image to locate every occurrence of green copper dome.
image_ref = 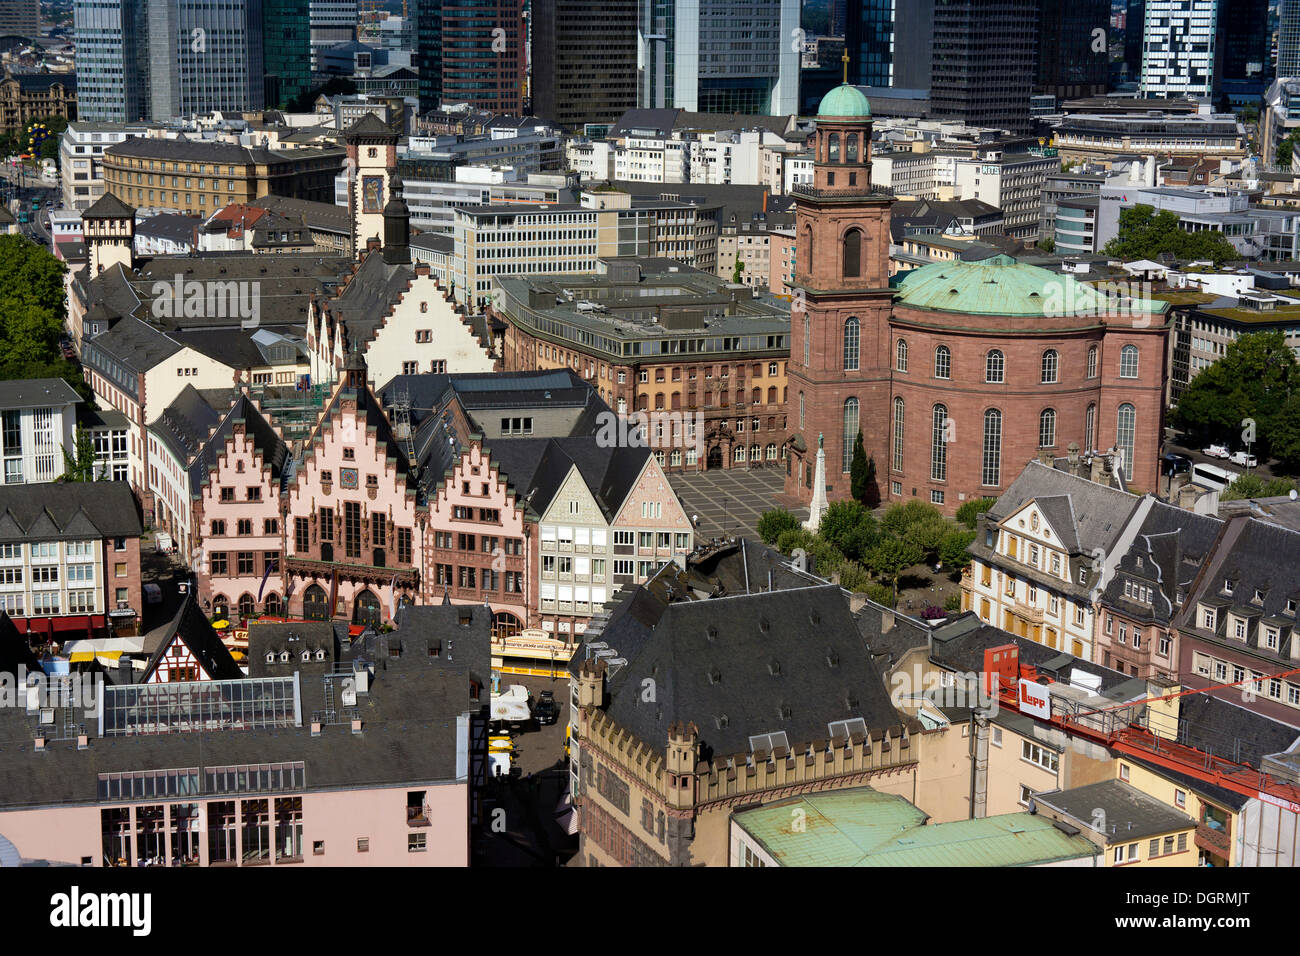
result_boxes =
[894,252,1168,318]
[817,84,872,119]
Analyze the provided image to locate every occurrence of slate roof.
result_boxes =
[140,596,242,683]
[189,393,287,498]
[79,316,182,376]
[1033,779,1195,843]
[1175,693,1300,771]
[1174,516,1300,666]
[481,436,652,522]
[323,250,416,345]
[393,603,493,695]
[149,385,224,470]
[248,195,351,235]
[135,214,200,246]
[0,482,142,542]
[594,582,915,759]
[0,378,81,411]
[968,460,1142,599]
[247,621,343,677]
[0,628,477,809]
[1099,501,1222,627]
[81,192,136,221]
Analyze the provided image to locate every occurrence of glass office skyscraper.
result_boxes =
[844,0,933,90]
[264,0,313,109]
[74,0,149,121]
[639,0,799,115]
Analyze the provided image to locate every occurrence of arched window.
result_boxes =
[766,443,778,460]
[1120,345,1139,378]
[1117,403,1136,480]
[238,593,255,622]
[1039,408,1056,448]
[934,345,951,379]
[846,133,859,162]
[492,611,523,639]
[767,386,776,404]
[896,338,908,372]
[1085,402,1096,451]
[842,228,862,278]
[803,224,814,275]
[828,132,840,162]
[985,349,1004,384]
[931,404,948,481]
[353,589,382,627]
[842,398,859,473]
[803,315,810,366]
[734,444,747,463]
[892,397,905,472]
[799,391,805,427]
[1041,349,1058,384]
[750,444,761,462]
[982,409,1002,487]
[843,317,860,371]
[303,584,329,621]
[263,593,281,617]
[1087,345,1098,379]
[212,594,229,620]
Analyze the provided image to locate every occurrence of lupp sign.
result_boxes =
[1018,678,1051,719]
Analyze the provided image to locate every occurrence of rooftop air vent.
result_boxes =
[768,659,781,677]
[707,666,721,685]
[826,648,840,669]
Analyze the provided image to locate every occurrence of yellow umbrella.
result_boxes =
[212,619,230,629]
[69,651,95,663]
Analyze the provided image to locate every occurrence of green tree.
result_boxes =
[59,426,97,483]
[1103,204,1239,265]
[849,430,870,505]
[1220,474,1298,501]
[818,499,878,561]
[0,235,86,396]
[1279,130,1300,167]
[731,256,744,283]
[901,515,950,557]
[1172,331,1300,459]
[757,507,801,544]
[864,538,924,601]
[880,499,942,538]
[938,528,977,571]
[1270,392,1300,474]
[955,497,998,530]
[862,454,880,508]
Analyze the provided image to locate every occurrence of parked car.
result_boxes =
[1163,453,1191,475]
[534,690,559,726]
[1202,444,1230,459]
[1229,451,1258,468]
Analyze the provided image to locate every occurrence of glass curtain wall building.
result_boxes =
[74,0,149,121]
[264,0,313,109]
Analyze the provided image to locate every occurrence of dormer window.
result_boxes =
[279,650,290,662]
[1201,607,1216,630]
[1234,618,1247,641]
[302,650,311,662]
[1078,567,1087,585]
[316,649,327,661]
[1265,628,1279,650]
[265,652,275,663]
[1223,578,1234,595]
[1254,588,1266,604]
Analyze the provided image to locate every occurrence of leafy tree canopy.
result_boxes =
[1102,204,1239,265]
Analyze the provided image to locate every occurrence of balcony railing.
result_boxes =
[407,804,432,827]
[791,183,894,200]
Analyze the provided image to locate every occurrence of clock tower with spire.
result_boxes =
[784,76,895,509]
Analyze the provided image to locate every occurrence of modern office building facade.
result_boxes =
[1139,0,1218,98]
[1036,0,1109,100]
[440,0,526,114]
[146,0,266,119]
[638,0,799,115]
[843,0,933,90]
[0,0,41,37]
[1282,0,1300,79]
[532,0,638,130]
[310,0,358,70]
[929,0,1039,135]
[73,0,149,122]
[264,0,314,108]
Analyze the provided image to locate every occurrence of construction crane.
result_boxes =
[983,644,1300,814]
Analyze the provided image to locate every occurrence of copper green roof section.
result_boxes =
[894,253,1169,319]
[733,787,1099,866]
[817,84,872,119]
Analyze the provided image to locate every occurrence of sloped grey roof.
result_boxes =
[141,596,242,683]
[149,384,223,469]
[1034,780,1194,841]
[0,378,81,410]
[985,460,1139,557]
[0,482,142,541]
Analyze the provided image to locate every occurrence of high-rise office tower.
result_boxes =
[441,0,526,114]
[532,0,636,129]
[831,0,847,36]
[264,0,314,108]
[639,0,800,115]
[310,0,357,71]
[1283,0,1300,77]
[1036,0,1109,99]
[0,0,41,37]
[930,0,1039,134]
[147,0,265,119]
[843,0,932,89]
[410,0,442,112]
[74,0,149,121]
[1217,0,1269,94]
[1139,0,1218,98]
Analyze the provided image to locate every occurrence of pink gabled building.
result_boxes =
[192,394,289,624]
[424,438,534,639]
[283,352,422,626]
